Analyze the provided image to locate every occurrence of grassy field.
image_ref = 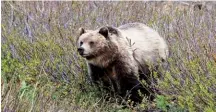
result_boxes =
[1,1,216,112]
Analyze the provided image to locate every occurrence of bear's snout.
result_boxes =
[77,47,84,55]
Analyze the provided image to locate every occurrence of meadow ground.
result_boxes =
[1,1,216,112]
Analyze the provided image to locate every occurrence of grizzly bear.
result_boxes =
[76,23,169,104]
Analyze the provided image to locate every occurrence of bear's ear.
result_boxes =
[107,26,118,35]
[99,27,109,39]
[79,27,86,36]
[99,26,119,39]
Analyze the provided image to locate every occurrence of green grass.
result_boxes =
[1,1,216,112]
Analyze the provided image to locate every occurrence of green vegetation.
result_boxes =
[2,1,216,112]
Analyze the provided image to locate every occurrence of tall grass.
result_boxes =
[1,1,216,112]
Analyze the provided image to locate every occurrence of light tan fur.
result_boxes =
[77,23,168,77]
[118,23,169,70]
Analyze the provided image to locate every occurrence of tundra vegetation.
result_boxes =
[1,1,216,112]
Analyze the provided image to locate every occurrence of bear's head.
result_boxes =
[76,26,119,60]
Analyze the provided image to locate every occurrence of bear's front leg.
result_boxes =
[88,63,118,92]
[87,63,104,84]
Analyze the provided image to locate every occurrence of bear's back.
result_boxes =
[118,23,169,65]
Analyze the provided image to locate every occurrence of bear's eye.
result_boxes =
[80,41,83,45]
[89,41,94,45]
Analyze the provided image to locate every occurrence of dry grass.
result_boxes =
[1,1,216,112]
